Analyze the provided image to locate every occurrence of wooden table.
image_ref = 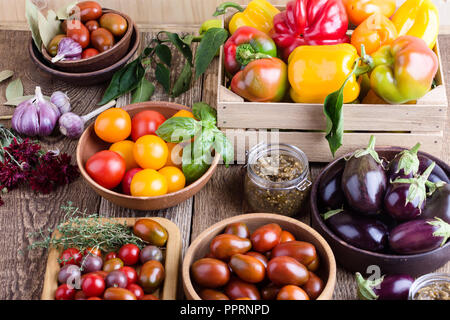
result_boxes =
[0,30,449,300]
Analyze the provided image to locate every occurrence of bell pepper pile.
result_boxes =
[214,0,440,155]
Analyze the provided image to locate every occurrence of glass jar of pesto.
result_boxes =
[244,143,311,216]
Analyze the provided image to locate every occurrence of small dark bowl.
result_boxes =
[28,23,140,86]
[310,147,450,277]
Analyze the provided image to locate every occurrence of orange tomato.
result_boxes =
[133,135,168,170]
[130,169,168,197]
[351,13,398,55]
[172,110,195,119]
[109,140,139,171]
[95,108,131,143]
[166,142,183,168]
[343,0,396,26]
[158,166,186,193]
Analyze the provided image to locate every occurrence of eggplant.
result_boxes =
[422,184,450,223]
[388,143,421,180]
[356,273,414,300]
[341,136,387,215]
[418,155,450,184]
[389,218,450,254]
[319,161,345,210]
[323,209,388,252]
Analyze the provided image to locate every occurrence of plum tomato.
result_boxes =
[280,230,296,243]
[130,169,168,197]
[224,278,261,300]
[141,294,159,300]
[158,166,186,193]
[261,283,281,300]
[245,251,268,268]
[110,140,139,171]
[224,222,250,239]
[200,289,230,300]
[271,241,318,271]
[81,48,100,59]
[104,287,137,300]
[59,248,82,267]
[166,142,183,168]
[55,284,76,300]
[138,260,165,293]
[84,247,102,258]
[100,13,128,37]
[267,256,309,287]
[133,219,168,246]
[105,270,128,288]
[127,283,144,299]
[122,168,143,195]
[66,21,90,48]
[133,135,168,170]
[210,234,252,260]
[191,258,230,288]
[91,27,115,52]
[103,258,124,273]
[95,108,131,143]
[276,285,309,300]
[82,274,105,297]
[85,150,126,189]
[120,266,138,284]
[229,254,265,283]
[72,1,102,22]
[47,34,65,56]
[85,20,99,32]
[250,223,282,253]
[302,271,324,300]
[131,110,166,141]
[105,252,117,261]
[118,244,140,265]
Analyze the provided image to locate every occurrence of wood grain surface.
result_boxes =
[0,29,448,300]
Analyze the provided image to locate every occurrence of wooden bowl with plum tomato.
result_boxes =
[41,8,134,73]
[182,213,337,300]
[76,101,220,211]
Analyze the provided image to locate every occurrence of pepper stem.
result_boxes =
[213,2,244,16]
[236,44,272,67]
[355,272,383,300]
[428,217,450,247]
[81,100,117,123]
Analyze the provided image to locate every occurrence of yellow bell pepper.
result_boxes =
[288,44,360,104]
[214,0,280,35]
[391,0,439,49]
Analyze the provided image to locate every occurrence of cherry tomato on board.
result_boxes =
[131,110,166,141]
[95,108,131,143]
[118,244,140,266]
[141,294,159,300]
[105,252,117,261]
[84,247,102,258]
[133,219,168,246]
[133,135,168,170]
[81,48,100,59]
[130,169,168,197]
[110,140,139,171]
[120,266,138,285]
[66,22,90,48]
[122,168,143,195]
[103,258,124,273]
[85,150,126,189]
[55,284,76,300]
[87,297,102,300]
[158,166,186,193]
[127,283,144,299]
[59,248,83,267]
[82,274,105,297]
[104,287,137,300]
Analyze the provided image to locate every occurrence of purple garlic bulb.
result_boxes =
[51,37,82,63]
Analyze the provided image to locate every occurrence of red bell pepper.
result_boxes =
[271,0,350,61]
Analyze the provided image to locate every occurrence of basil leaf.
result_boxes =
[182,142,211,184]
[171,62,192,98]
[131,78,155,103]
[163,32,193,66]
[193,102,217,126]
[213,130,234,167]
[324,87,345,157]
[155,44,172,67]
[156,117,200,143]
[195,28,228,79]
[182,34,195,46]
[155,63,170,93]
[6,78,23,101]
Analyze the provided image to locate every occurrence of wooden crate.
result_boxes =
[41,217,182,300]
[217,6,448,163]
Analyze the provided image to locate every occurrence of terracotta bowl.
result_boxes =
[28,23,139,86]
[41,9,134,73]
[76,102,220,211]
[182,213,337,300]
[310,147,450,277]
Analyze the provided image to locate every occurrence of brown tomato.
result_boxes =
[66,22,90,48]
[280,230,296,243]
[210,234,252,260]
[302,271,324,300]
[250,223,282,253]
[85,20,100,33]
[103,287,137,300]
[72,1,103,22]
[199,289,230,300]
[191,258,230,288]
[224,222,250,239]
[267,256,309,286]
[276,285,310,300]
[229,254,265,283]
[245,251,268,268]
[133,219,168,247]
[91,28,115,53]
[139,260,165,293]
[100,12,128,37]
[271,241,318,271]
[224,278,261,300]
[102,258,124,273]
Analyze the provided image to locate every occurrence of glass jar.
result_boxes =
[408,273,450,300]
[244,143,311,217]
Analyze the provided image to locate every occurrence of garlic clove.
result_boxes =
[19,103,40,137]
[51,91,71,114]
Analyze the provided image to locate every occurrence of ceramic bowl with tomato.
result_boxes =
[182,214,337,300]
[76,101,220,211]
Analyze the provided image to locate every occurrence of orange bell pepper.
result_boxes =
[343,0,396,26]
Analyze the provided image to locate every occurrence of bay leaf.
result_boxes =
[56,1,78,20]
[0,70,14,83]
[4,95,50,107]
[5,78,23,101]
[38,9,62,49]
[25,0,42,50]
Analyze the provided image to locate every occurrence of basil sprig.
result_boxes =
[156,103,234,183]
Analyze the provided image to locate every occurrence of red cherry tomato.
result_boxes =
[84,247,102,258]
[60,248,82,267]
[120,266,138,284]
[122,168,143,195]
[55,284,76,300]
[131,111,166,141]
[66,21,90,48]
[82,48,100,59]
[127,283,144,299]
[105,252,117,261]
[82,274,105,297]
[74,290,87,300]
[85,150,126,190]
[118,244,140,265]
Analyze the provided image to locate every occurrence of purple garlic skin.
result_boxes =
[52,38,82,63]
[59,112,84,139]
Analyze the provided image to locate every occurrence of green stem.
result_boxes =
[213,2,244,16]
[355,273,383,300]
[428,217,450,247]
[321,208,344,220]
[236,43,272,66]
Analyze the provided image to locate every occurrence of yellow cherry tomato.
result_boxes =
[95,108,132,143]
[109,140,139,171]
[172,110,195,119]
[133,135,168,170]
[130,169,168,197]
[158,166,186,193]
[166,142,183,168]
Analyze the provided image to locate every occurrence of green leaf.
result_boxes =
[155,63,171,93]
[163,32,193,66]
[131,78,155,103]
[195,28,228,79]
[182,143,211,184]
[193,102,217,126]
[171,62,192,98]
[0,70,14,83]
[156,117,200,143]
[213,130,234,167]
[56,1,78,20]
[5,78,23,101]
[38,9,61,49]
[324,87,345,157]
[155,44,172,67]
[181,34,195,46]
[25,0,42,51]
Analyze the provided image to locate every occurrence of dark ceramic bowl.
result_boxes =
[310,147,450,277]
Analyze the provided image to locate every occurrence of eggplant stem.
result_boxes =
[322,208,344,220]
[81,100,117,123]
[428,217,450,247]
[355,272,382,300]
